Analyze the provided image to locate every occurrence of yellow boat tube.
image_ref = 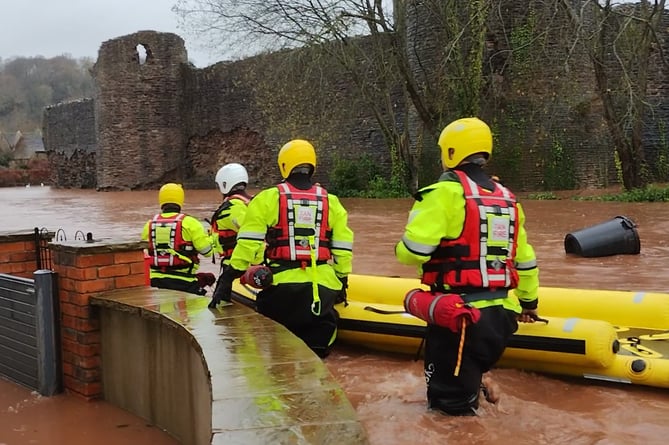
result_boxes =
[338,299,618,367]
[231,273,669,389]
[344,274,669,329]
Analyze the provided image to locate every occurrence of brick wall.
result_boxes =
[48,239,147,399]
[0,233,39,278]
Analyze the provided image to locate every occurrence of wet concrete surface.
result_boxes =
[92,287,368,445]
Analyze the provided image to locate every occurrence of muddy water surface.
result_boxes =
[2,186,669,444]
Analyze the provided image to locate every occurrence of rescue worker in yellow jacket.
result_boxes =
[395,117,540,416]
[209,163,254,299]
[142,183,215,295]
[210,139,354,358]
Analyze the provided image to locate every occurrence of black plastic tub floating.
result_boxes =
[564,215,641,257]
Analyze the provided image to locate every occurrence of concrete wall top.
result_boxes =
[91,288,369,444]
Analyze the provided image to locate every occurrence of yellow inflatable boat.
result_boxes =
[232,274,669,389]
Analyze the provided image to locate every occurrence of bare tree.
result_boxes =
[173,0,496,192]
[560,0,668,190]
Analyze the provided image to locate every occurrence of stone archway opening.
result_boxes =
[134,44,153,65]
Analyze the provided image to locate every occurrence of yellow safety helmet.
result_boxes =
[158,183,184,207]
[438,117,493,169]
[277,139,317,179]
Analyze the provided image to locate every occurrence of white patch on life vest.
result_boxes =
[296,205,316,225]
[489,216,510,242]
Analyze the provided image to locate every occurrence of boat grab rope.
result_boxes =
[362,306,425,360]
[363,306,407,315]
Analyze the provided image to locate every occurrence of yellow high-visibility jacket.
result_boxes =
[230,185,354,291]
[211,196,252,265]
[142,212,213,282]
[395,178,539,312]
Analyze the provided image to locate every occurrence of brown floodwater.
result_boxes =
[2,185,669,444]
[0,378,179,444]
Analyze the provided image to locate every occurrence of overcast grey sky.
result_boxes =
[0,0,216,67]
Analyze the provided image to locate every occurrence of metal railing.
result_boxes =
[34,227,53,271]
[34,226,96,270]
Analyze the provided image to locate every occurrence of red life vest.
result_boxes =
[421,170,519,291]
[265,182,332,264]
[210,194,250,259]
[147,213,199,271]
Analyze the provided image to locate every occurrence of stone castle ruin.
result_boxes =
[44,30,386,191]
[42,2,669,192]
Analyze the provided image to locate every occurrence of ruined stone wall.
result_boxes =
[41,3,669,192]
[403,0,617,191]
[181,41,399,190]
[636,11,669,177]
[42,99,97,188]
[484,2,669,189]
[485,0,616,190]
[69,30,393,191]
[92,31,188,190]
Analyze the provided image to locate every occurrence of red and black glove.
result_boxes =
[240,265,273,289]
[196,272,216,287]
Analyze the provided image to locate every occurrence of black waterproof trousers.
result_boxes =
[424,304,518,415]
[256,282,339,358]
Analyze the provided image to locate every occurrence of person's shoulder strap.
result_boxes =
[211,200,232,222]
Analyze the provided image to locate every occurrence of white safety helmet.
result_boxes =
[215,163,248,195]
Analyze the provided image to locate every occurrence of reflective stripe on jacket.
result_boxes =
[211,194,251,260]
[231,182,354,290]
[142,212,214,281]
[421,169,519,291]
[395,171,539,311]
[265,182,332,264]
